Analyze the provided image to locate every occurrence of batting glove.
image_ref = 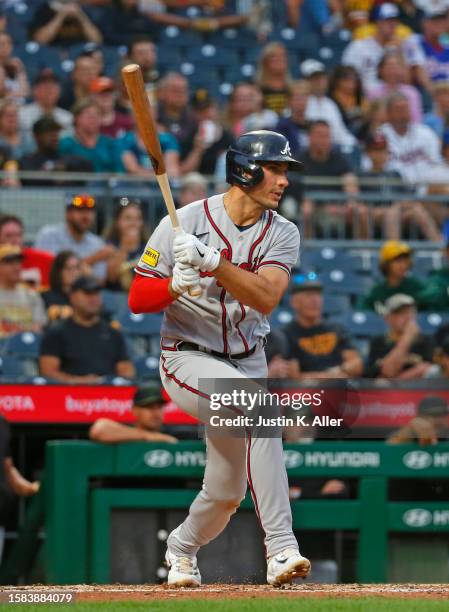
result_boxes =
[173,230,221,272]
[171,262,201,295]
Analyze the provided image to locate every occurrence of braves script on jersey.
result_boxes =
[135,194,300,353]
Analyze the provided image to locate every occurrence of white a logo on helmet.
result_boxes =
[280,142,291,156]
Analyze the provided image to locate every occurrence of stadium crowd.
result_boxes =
[0,1,448,384]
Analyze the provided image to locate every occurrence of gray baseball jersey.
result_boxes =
[135,193,300,353]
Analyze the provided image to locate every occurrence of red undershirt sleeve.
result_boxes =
[128,274,175,314]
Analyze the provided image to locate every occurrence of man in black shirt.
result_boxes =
[19,116,93,186]
[268,274,363,380]
[39,276,135,383]
[366,294,434,379]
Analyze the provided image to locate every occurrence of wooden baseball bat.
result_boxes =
[121,64,201,297]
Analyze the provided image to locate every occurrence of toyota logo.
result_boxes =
[144,449,173,468]
[284,450,303,468]
[403,450,432,470]
[403,508,432,528]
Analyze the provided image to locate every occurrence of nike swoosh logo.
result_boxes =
[195,246,205,258]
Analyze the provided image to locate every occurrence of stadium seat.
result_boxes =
[332,311,387,338]
[101,290,129,319]
[118,311,162,336]
[3,332,42,358]
[186,45,239,68]
[206,28,258,50]
[321,269,373,297]
[156,46,182,67]
[413,257,437,279]
[133,355,160,380]
[418,312,449,334]
[0,355,27,380]
[270,308,294,329]
[300,247,360,274]
[322,294,351,318]
[160,27,203,49]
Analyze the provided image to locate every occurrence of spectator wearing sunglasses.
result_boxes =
[34,194,115,284]
[267,273,363,380]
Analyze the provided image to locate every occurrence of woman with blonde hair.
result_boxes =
[255,42,292,114]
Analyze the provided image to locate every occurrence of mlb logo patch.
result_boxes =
[142,247,160,267]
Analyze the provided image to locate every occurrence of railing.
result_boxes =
[0,172,447,242]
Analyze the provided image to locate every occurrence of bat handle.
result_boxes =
[173,227,202,298]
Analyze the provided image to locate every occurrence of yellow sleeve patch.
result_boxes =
[142,247,160,267]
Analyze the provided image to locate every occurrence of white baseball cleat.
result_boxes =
[267,548,311,586]
[165,550,201,587]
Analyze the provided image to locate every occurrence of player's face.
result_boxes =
[133,404,164,430]
[249,162,289,209]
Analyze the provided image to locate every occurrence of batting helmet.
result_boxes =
[226,130,303,188]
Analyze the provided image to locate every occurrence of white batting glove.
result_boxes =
[173,230,221,272]
[171,262,201,295]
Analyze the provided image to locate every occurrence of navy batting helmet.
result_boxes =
[226,130,303,188]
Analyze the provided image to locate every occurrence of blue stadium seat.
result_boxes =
[206,28,258,50]
[133,355,160,379]
[0,355,27,379]
[186,45,239,68]
[160,27,203,49]
[300,248,359,274]
[332,311,387,338]
[118,311,162,336]
[101,290,129,319]
[413,257,437,279]
[322,294,351,318]
[156,46,182,67]
[3,332,41,358]
[321,269,373,296]
[418,312,449,334]
[270,308,294,329]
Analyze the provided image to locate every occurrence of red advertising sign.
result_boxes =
[0,384,448,428]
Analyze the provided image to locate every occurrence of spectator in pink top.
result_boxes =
[367,52,423,123]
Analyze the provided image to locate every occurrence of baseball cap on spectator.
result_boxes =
[33,116,62,135]
[134,381,166,408]
[66,194,96,209]
[423,3,448,19]
[381,293,416,315]
[373,3,399,21]
[365,133,388,150]
[300,59,326,79]
[191,88,213,110]
[34,68,60,86]
[418,396,449,417]
[90,77,116,94]
[379,240,412,266]
[70,275,102,293]
[291,272,323,293]
[0,244,23,262]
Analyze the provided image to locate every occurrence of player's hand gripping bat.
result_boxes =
[121,63,201,297]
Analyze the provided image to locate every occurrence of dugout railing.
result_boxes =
[39,440,449,584]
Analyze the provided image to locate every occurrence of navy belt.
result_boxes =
[176,341,258,360]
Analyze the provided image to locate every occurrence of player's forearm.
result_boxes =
[129,275,175,313]
[213,257,279,315]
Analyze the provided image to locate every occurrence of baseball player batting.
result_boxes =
[129,130,311,587]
